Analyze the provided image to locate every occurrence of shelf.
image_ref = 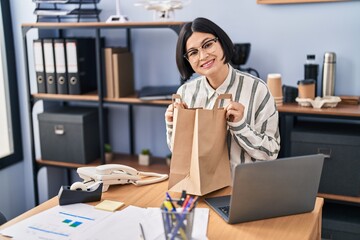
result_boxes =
[24,21,183,205]
[33,0,102,23]
[32,0,101,3]
[22,21,187,28]
[318,193,360,204]
[32,92,99,101]
[279,103,360,205]
[32,93,172,106]
[22,21,186,34]
[105,95,171,106]
[37,153,170,174]
[277,103,360,118]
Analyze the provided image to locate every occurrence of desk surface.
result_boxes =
[278,103,360,117]
[0,181,323,240]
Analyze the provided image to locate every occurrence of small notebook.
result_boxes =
[95,200,125,212]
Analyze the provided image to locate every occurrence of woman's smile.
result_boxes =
[200,59,215,69]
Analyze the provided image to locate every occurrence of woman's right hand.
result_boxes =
[165,102,188,122]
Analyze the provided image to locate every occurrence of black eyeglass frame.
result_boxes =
[183,37,219,62]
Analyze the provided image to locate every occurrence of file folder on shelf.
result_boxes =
[43,39,57,94]
[112,51,135,98]
[54,39,68,94]
[33,39,46,93]
[104,47,129,98]
[65,38,97,95]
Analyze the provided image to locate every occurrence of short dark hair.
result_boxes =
[176,17,234,81]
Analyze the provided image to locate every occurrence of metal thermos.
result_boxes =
[321,52,336,97]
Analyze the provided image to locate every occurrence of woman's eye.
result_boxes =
[203,41,213,49]
[188,50,198,57]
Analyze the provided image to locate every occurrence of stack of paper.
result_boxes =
[0,204,209,240]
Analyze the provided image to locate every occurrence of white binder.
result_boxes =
[43,39,56,94]
[33,39,46,93]
[54,39,68,94]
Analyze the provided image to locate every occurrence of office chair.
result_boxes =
[231,43,260,78]
[0,211,7,225]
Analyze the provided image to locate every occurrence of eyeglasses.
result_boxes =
[183,37,218,63]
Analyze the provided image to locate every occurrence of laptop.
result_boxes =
[137,85,179,100]
[204,154,324,224]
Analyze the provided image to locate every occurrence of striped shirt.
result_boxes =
[166,65,280,170]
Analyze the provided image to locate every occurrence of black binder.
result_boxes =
[65,38,97,95]
[54,39,68,94]
[33,39,46,93]
[43,39,57,94]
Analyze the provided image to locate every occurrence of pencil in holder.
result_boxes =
[161,208,195,240]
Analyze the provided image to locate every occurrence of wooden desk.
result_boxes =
[278,103,360,118]
[277,103,360,162]
[277,103,360,204]
[0,181,323,240]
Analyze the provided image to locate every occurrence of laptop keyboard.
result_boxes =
[218,206,230,217]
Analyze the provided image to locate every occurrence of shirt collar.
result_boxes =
[204,64,234,99]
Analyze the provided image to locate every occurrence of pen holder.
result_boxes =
[161,208,195,240]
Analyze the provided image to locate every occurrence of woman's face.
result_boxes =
[185,32,226,79]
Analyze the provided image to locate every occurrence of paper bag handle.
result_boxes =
[172,94,182,104]
[172,94,183,110]
[172,93,232,109]
[213,94,232,109]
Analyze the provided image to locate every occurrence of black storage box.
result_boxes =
[290,122,360,196]
[322,202,360,240]
[38,107,99,164]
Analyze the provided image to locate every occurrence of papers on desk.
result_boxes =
[0,204,209,240]
[83,206,209,240]
[0,203,112,240]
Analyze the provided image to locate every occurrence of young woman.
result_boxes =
[165,17,280,170]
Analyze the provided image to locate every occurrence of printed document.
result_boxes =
[0,204,209,240]
[0,203,112,240]
[82,206,209,240]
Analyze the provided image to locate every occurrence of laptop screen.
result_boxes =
[205,154,324,224]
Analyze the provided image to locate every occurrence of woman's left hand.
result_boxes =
[225,101,245,123]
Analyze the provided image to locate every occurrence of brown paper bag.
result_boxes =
[168,94,232,196]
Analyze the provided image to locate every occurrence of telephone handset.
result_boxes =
[97,164,138,175]
[70,164,168,192]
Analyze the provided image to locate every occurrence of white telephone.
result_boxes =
[70,164,168,192]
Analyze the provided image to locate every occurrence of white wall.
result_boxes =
[1,0,359,220]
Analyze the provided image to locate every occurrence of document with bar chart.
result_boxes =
[0,203,112,240]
